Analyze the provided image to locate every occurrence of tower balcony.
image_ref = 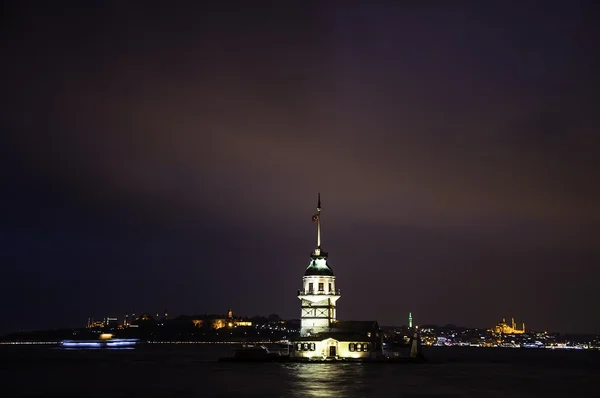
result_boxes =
[298,289,341,297]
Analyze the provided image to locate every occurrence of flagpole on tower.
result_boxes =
[317,193,321,248]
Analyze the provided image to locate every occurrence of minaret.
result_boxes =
[298,193,340,337]
[408,312,413,329]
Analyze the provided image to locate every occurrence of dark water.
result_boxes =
[1,344,599,397]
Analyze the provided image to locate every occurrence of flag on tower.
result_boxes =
[312,214,319,223]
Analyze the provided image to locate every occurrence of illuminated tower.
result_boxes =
[409,312,413,328]
[298,194,340,336]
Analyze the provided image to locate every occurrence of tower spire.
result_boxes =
[317,192,321,248]
[310,193,327,258]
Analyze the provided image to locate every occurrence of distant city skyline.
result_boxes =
[2,2,599,335]
[3,308,583,337]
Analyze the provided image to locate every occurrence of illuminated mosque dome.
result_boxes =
[139,313,155,322]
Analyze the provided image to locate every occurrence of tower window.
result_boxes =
[328,283,332,292]
[318,283,324,291]
[308,283,313,293]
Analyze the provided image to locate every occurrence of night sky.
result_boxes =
[2,1,599,335]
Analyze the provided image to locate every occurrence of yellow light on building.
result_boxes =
[212,319,226,329]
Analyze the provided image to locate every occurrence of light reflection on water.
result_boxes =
[1,345,599,397]
[56,347,136,351]
[285,363,367,397]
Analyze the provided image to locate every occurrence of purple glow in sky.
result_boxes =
[1,1,599,334]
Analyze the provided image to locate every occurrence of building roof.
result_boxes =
[295,332,374,342]
[304,256,335,276]
[295,321,380,342]
[331,321,380,332]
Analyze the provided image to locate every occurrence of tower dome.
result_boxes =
[304,255,334,276]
